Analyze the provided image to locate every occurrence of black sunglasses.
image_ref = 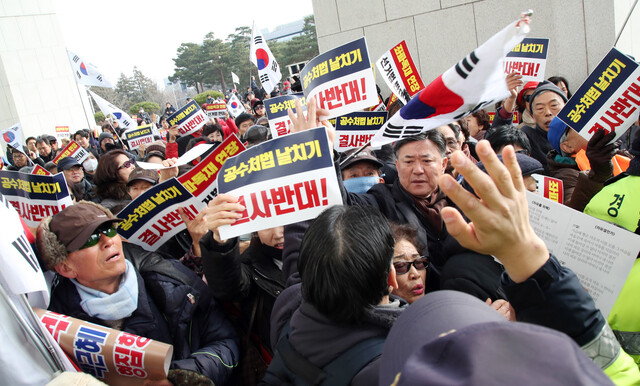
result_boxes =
[393,256,428,275]
[79,223,118,250]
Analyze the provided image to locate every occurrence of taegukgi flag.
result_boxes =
[1,123,23,150]
[371,13,531,147]
[250,23,282,94]
[67,50,113,88]
[88,90,137,131]
[227,94,246,118]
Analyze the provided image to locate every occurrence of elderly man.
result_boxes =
[36,202,239,384]
[521,80,568,172]
[342,130,452,271]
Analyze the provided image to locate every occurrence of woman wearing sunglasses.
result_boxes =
[36,201,239,384]
[389,223,428,304]
[93,149,136,214]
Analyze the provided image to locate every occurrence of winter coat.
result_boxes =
[202,234,285,352]
[522,124,554,174]
[48,242,239,384]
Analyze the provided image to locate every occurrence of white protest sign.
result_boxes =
[124,124,154,150]
[218,127,343,240]
[504,38,549,83]
[52,140,89,165]
[167,100,208,136]
[526,192,640,317]
[136,143,213,170]
[264,93,307,138]
[376,40,425,104]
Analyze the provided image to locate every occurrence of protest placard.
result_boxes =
[0,171,73,228]
[136,143,213,170]
[301,37,378,119]
[526,192,640,317]
[204,102,227,119]
[31,164,51,176]
[117,178,200,251]
[334,111,388,151]
[178,135,245,206]
[531,173,564,204]
[376,40,425,104]
[264,93,307,138]
[52,140,89,165]
[55,126,70,140]
[557,47,640,142]
[167,100,208,136]
[34,309,172,385]
[124,124,154,150]
[504,37,549,83]
[218,127,343,240]
[487,111,519,124]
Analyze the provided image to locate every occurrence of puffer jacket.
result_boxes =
[48,242,239,384]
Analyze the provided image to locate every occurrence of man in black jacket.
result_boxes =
[36,201,239,384]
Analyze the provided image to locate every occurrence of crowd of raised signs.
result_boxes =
[4,21,640,386]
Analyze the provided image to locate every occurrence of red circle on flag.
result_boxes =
[231,102,238,108]
[256,49,270,70]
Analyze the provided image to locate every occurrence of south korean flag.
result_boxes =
[66,50,113,88]
[250,23,282,94]
[227,94,246,118]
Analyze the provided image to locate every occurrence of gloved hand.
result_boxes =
[586,129,617,182]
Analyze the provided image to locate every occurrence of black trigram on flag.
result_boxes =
[259,73,270,84]
[254,36,263,45]
[12,235,39,273]
[381,123,423,139]
[97,75,103,82]
[454,50,479,79]
[72,55,79,63]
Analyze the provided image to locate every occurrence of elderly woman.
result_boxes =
[93,149,135,214]
[389,223,428,304]
[36,201,239,384]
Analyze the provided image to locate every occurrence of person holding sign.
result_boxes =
[36,202,239,385]
[200,194,286,374]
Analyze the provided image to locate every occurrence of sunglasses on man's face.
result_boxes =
[393,255,428,275]
[79,224,118,250]
[118,159,135,170]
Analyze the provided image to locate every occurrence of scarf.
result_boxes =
[72,259,139,321]
[412,189,448,234]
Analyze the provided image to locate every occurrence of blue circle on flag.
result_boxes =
[231,102,238,108]
[80,62,89,76]
[113,112,122,119]
[256,49,269,70]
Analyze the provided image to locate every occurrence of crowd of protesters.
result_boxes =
[2,56,640,385]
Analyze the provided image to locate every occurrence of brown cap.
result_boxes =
[127,166,159,186]
[340,147,384,171]
[49,202,123,252]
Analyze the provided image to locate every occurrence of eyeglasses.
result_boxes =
[118,159,135,170]
[393,256,428,275]
[79,223,118,250]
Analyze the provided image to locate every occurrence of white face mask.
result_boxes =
[83,158,98,172]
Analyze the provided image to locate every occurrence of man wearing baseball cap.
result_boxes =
[36,202,239,384]
[339,148,384,194]
[57,156,96,202]
[126,166,159,200]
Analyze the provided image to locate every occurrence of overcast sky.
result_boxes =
[53,0,314,87]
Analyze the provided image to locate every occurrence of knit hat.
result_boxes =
[547,117,570,153]
[379,291,612,386]
[36,202,122,269]
[98,132,114,146]
[528,80,568,114]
